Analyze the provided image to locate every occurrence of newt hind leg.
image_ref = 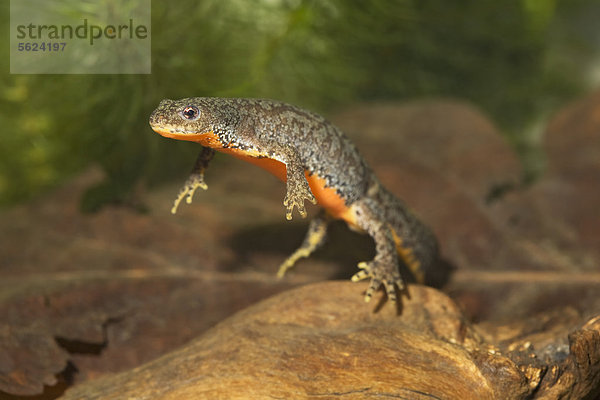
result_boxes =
[349,199,404,303]
[391,232,425,284]
[277,210,330,278]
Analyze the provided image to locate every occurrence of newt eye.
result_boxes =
[181,105,200,120]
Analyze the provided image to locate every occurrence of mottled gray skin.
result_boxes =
[150,97,438,303]
[150,98,369,203]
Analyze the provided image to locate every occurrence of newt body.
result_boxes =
[149,98,438,302]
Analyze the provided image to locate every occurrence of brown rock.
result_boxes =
[60,282,600,400]
[490,89,600,268]
[0,169,307,396]
[538,89,600,257]
[332,100,522,201]
[544,90,600,179]
[58,283,501,400]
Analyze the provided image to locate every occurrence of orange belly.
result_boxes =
[152,128,356,225]
[221,148,356,225]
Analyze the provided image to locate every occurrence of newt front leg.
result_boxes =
[171,147,215,214]
[258,140,316,219]
[283,170,316,220]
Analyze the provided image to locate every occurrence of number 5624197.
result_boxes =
[17,42,66,51]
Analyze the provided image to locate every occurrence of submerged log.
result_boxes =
[61,282,600,400]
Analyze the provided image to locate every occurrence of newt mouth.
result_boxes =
[149,124,187,137]
[148,120,195,136]
[150,126,207,141]
[149,124,220,146]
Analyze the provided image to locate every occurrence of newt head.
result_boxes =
[149,98,239,147]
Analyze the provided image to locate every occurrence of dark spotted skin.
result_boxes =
[149,97,439,303]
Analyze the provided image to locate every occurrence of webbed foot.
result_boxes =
[351,260,404,303]
[283,182,316,220]
[171,173,208,214]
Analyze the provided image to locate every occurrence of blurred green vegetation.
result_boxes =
[1,0,599,210]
